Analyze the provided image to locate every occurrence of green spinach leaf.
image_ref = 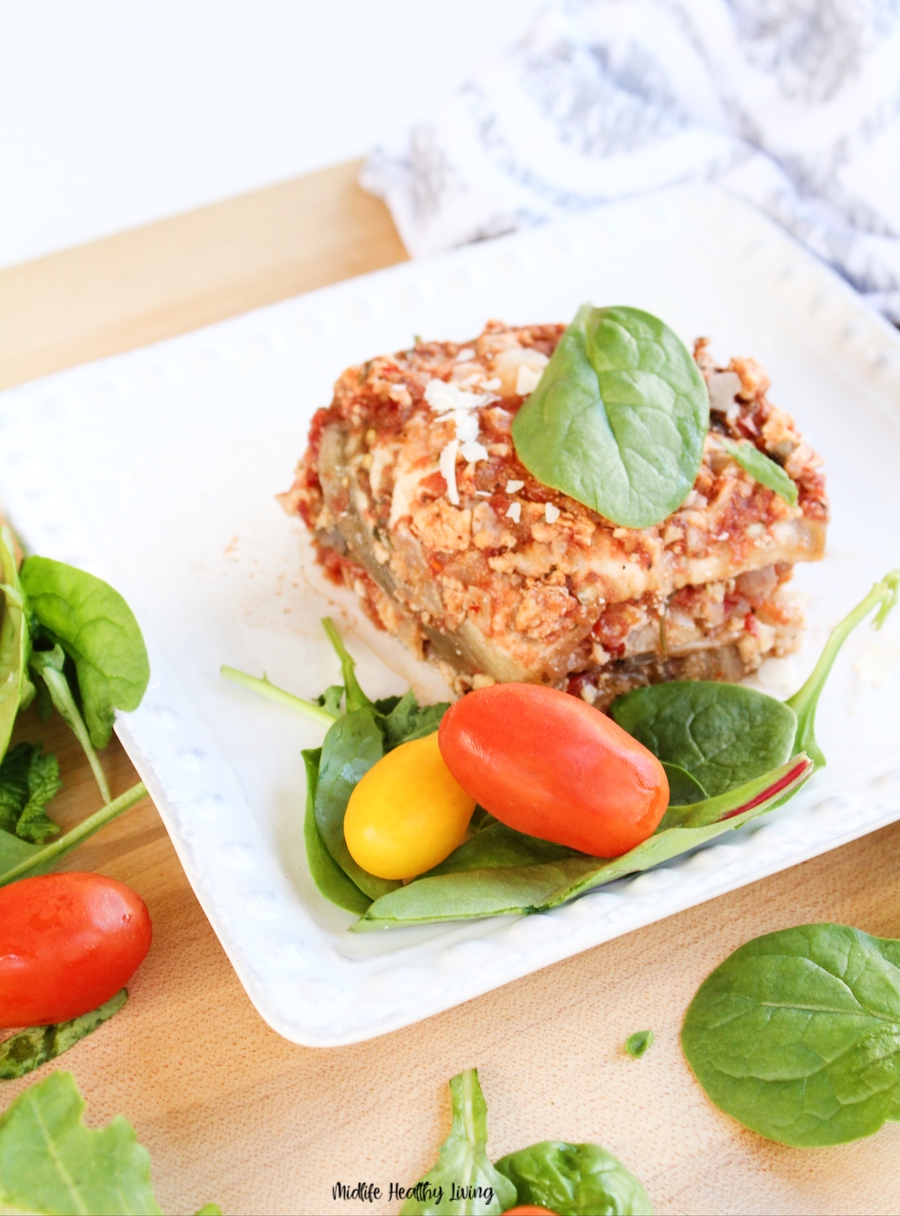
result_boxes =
[721,438,798,505]
[427,821,578,876]
[495,1141,653,1215]
[20,557,150,749]
[0,781,147,888]
[0,989,126,1081]
[624,1030,654,1059]
[30,644,111,804]
[0,527,31,763]
[384,689,450,748]
[511,305,708,528]
[682,923,900,1147]
[314,709,400,901]
[0,741,62,844]
[401,1069,516,1215]
[661,762,708,806]
[302,748,371,915]
[354,758,811,929]
[786,569,900,767]
[611,681,796,798]
[0,1070,163,1214]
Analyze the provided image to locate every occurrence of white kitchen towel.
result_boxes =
[362,0,900,322]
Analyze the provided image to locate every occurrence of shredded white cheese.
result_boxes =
[505,479,524,493]
[545,503,560,523]
[440,439,461,505]
[506,502,522,524]
[425,378,493,413]
[455,347,476,363]
[516,363,544,395]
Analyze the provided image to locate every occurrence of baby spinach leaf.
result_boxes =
[0,741,62,844]
[20,557,150,749]
[354,759,812,930]
[0,527,30,764]
[321,615,373,713]
[384,689,450,748]
[0,989,127,1081]
[786,569,900,768]
[722,438,798,505]
[495,1141,653,1216]
[611,681,796,798]
[0,1070,163,1214]
[30,644,111,804]
[511,304,708,528]
[401,1069,516,1215]
[427,821,579,876]
[682,923,900,1147]
[625,1030,654,1059]
[662,762,708,806]
[302,748,371,915]
[314,709,400,901]
[0,781,147,888]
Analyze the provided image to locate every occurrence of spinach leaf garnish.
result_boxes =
[611,682,797,798]
[400,1069,516,1215]
[682,924,900,1147]
[511,304,708,528]
[0,741,62,843]
[624,1030,654,1059]
[495,1140,653,1216]
[0,989,126,1081]
[20,557,150,749]
[302,749,371,914]
[0,782,148,888]
[722,438,798,505]
[0,1070,219,1214]
[612,569,900,786]
[0,528,31,761]
[29,644,111,804]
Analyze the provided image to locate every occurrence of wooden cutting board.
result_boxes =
[2,161,900,1216]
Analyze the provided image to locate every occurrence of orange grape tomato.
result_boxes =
[0,872,152,1027]
[504,1208,560,1215]
[344,731,476,880]
[437,683,669,857]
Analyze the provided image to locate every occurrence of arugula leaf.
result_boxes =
[401,1069,516,1215]
[611,682,796,798]
[495,1141,653,1216]
[786,569,900,767]
[0,781,147,888]
[0,741,62,843]
[0,989,126,1081]
[314,710,400,901]
[353,759,812,929]
[511,304,708,528]
[682,923,900,1147]
[302,748,371,914]
[0,527,30,763]
[624,1030,654,1059]
[721,438,798,505]
[30,644,111,804]
[20,557,150,749]
[0,1070,163,1214]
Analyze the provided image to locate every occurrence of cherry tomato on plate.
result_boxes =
[0,872,152,1027]
[438,683,668,857]
[344,731,476,879]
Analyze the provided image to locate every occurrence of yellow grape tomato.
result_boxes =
[344,732,476,880]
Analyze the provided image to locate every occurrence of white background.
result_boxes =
[0,0,539,269]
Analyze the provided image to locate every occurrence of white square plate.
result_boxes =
[3,185,900,1046]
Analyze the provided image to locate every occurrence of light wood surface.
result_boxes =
[3,162,900,1216]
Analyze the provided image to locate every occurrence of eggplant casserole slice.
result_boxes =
[281,322,827,709]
